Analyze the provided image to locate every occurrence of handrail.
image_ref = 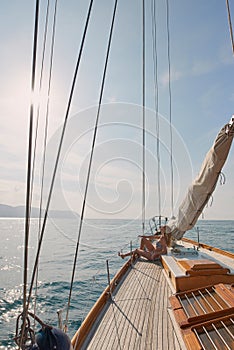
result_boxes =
[182,237,234,259]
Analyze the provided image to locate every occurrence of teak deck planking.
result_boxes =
[76,259,185,350]
[72,241,234,349]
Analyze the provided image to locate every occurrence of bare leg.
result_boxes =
[118,236,161,261]
[118,250,137,259]
[140,237,156,252]
[118,248,159,261]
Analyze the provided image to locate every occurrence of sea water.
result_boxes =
[0,218,233,348]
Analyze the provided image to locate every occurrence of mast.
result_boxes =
[142,0,146,234]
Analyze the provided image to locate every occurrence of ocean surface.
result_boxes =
[0,218,234,349]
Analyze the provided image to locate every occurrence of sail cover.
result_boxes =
[166,117,234,240]
[36,326,73,350]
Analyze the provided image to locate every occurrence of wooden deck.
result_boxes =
[72,240,234,350]
[77,259,185,350]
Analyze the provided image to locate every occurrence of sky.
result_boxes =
[0,0,234,221]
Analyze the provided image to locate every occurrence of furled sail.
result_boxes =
[166,116,234,240]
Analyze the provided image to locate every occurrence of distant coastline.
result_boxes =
[0,204,78,218]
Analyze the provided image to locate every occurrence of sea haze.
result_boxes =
[0,203,78,218]
[0,218,233,348]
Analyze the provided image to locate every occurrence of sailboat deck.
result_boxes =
[79,259,185,350]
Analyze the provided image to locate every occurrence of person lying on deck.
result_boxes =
[118,226,168,261]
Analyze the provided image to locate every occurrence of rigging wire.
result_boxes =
[37,0,58,243]
[31,0,50,328]
[38,0,58,234]
[30,0,51,226]
[142,0,146,234]
[151,0,161,218]
[20,0,40,347]
[19,0,54,344]
[65,0,119,328]
[165,0,174,218]
[33,0,58,327]
[25,0,95,316]
[226,0,234,56]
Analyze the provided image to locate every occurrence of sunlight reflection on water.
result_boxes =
[0,218,233,347]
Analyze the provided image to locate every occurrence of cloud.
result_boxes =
[219,44,234,65]
[160,68,183,87]
[191,60,218,76]
[0,179,25,206]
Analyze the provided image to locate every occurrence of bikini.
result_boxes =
[156,241,162,249]
[150,240,165,260]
